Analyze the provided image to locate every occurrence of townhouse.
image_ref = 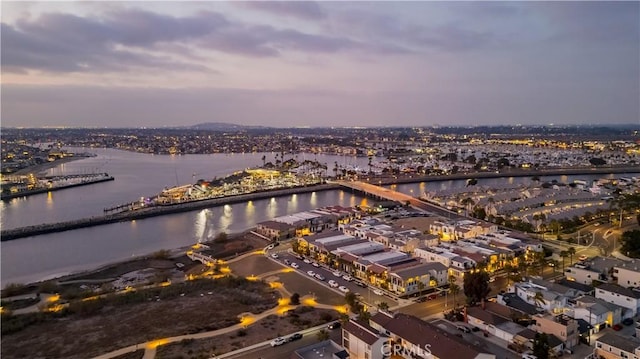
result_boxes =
[594,332,640,359]
[614,259,640,288]
[595,283,640,317]
[564,257,625,286]
[569,295,623,332]
[532,314,579,349]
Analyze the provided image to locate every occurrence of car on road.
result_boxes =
[328,322,341,330]
[333,271,342,277]
[266,244,275,250]
[338,285,349,293]
[311,262,320,268]
[328,280,339,288]
[287,333,303,342]
[373,289,383,296]
[270,337,287,347]
[284,259,290,265]
[456,325,471,333]
[315,274,326,281]
[303,258,312,264]
[295,254,304,260]
[342,275,354,282]
[307,270,316,277]
[612,324,623,331]
[290,262,300,269]
[355,281,367,288]
[270,253,279,259]
[623,318,635,326]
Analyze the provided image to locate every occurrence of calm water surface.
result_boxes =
[1,148,636,285]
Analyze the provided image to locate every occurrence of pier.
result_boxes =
[1,173,114,201]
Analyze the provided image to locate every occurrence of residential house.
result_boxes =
[388,262,448,296]
[595,283,640,317]
[614,259,640,288]
[569,295,623,332]
[255,220,296,240]
[342,319,386,359]
[533,314,579,349]
[594,332,640,359]
[564,257,625,286]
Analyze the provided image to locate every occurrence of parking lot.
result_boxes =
[268,248,400,308]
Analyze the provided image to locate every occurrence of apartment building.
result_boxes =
[569,295,623,332]
[342,320,387,359]
[564,257,625,286]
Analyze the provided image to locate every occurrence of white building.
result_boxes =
[614,259,640,288]
[595,283,640,317]
[595,332,640,359]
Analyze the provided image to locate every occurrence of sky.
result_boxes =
[1,1,639,128]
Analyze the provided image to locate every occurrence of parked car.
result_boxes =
[333,271,342,277]
[315,274,326,281]
[270,253,279,259]
[328,322,341,330]
[296,254,304,260]
[338,285,349,293]
[522,354,537,359]
[456,325,471,333]
[342,275,354,281]
[312,262,320,268]
[328,280,339,288]
[612,324,623,331]
[287,333,303,342]
[284,259,290,265]
[307,270,316,277]
[303,258,312,264]
[290,262,300,269]
[489,277,495,283]
[270,337,287,347]
[623,318,635,326]
[355,281,367,288]
[373,289,383,296]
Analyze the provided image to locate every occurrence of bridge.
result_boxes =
[331,180,463,219]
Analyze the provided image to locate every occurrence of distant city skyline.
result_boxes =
[1,1,639,128]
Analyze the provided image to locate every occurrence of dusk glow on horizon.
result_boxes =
[1,1,638,128]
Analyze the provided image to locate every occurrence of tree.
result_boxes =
[463,271,490,305]
[316,329,330,341]
[448,275,459,308]
[417,280,426,298]
[560,250,568,270]
[344,292,357,308]
[531,291,545,308]
[261,154,266,167]
[532,333,550,359]
[290,293,300,305]
[567,247,576,264]
[589,157,606,166]
[620,230,640,258]
[378,302,389,311]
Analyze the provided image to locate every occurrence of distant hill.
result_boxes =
[190,122,268,131]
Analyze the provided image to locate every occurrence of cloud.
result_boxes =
[2,6,402,74]
[238,1,326,20]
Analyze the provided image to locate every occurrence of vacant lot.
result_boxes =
[155,307,338,359]
[1,278,278,359]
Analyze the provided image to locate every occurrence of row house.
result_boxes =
[568,295,623,333]
[388,262,448,296]
[340,217,387,238]
[594,332,640,359]
[564,257,625,286]
[614,259,640,288]
[595,283,640,317]
[367,312,496,359]
[255,220,296,240]
[533,314,579,349]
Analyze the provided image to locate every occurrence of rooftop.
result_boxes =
[597,283,640,299]
[290,339,348,359]
[597,332,640,354]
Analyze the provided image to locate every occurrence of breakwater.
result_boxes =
[1,174,114,201]
[2,165,638,241]
[0,183,339,241]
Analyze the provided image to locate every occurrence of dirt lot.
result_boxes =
[1,278,278,359]
[155,307,338,359]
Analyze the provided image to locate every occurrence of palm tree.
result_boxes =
[448,275,460,309]
[460,197,475,216]
[560,250,568,270]
[531,291,545,308]
[261,154,266,167]
[567,247,576,265]
[417,280,426,298]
